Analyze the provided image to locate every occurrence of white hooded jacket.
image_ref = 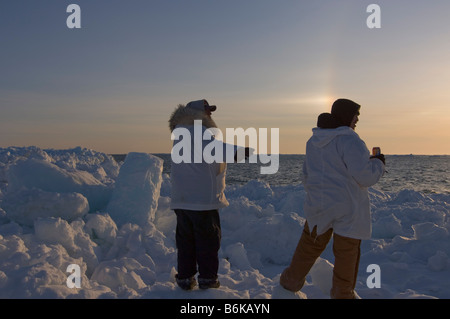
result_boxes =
[302,126,385,239]
[169,105,241,211]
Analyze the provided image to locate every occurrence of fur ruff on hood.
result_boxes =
[168,104,218,132]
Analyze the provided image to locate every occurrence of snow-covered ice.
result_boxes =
[0,146,449,299]
[106,152,163,227]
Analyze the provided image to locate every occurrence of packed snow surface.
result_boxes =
[0,147,449,299]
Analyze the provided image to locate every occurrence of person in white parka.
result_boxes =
[280,98,385,299]
[168,99,250,291]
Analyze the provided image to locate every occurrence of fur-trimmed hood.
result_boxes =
[168,104,218,132]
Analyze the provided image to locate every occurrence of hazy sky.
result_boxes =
[1,1,449,155]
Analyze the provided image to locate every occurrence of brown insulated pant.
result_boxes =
[280,222,361,299]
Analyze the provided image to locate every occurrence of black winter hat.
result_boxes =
[331,99,361,127]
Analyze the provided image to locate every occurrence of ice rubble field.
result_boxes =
[0,147,450,299]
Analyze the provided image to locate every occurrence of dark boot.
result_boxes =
[176,274,196,290]
[198,276,220,289]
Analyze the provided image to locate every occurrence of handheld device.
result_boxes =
[372,147,381,156]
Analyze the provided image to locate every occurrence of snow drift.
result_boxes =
[0,146,449,299]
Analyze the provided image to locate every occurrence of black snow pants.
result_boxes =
[174,209,221,280]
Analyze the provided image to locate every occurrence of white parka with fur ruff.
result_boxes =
[302,127,385,240]
[168,105,240,211]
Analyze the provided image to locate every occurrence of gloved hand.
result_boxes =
[370,154,385,165]
[244,147,251,159]
[234,147,252,162]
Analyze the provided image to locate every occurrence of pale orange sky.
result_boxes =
[1,1,449,155]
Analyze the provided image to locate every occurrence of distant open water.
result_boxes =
[112,154,450,195]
